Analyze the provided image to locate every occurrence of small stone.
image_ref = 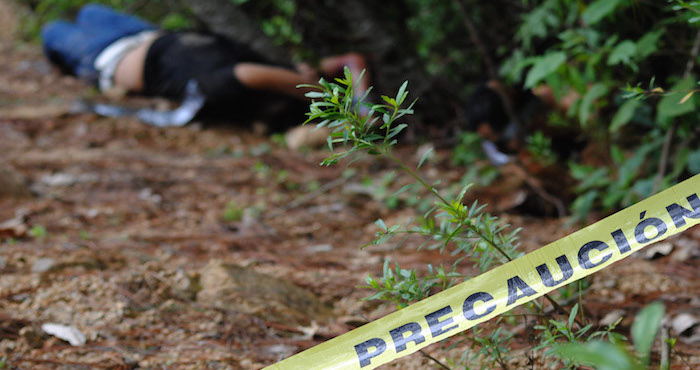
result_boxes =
[138,188,162,204]
[41,172,77,187]
[671,312,699,336]
[599,309,625,327]
[306,244,333,253]
[285,124,332,150]
[19,326,44,349]
[31,258,56,273]
[260,344,296,357]
[671,238,699,261]
[643,242,674,260]
[41,323,86,346]
[415,143,435,164]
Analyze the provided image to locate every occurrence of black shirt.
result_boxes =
[143,31,302,124]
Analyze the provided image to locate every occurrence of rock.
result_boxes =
[19,326,44,349]
[285,125,332,150]
[0,214,28,238]
[643,242,674,260]
[415,143,435,164]
[599,309,625,327]
[671,312,699,336]
[31,258,56,273]
[306,244,333,253]
[41,172,97,187]
[138,188,162,205]
[197,260,328,324]
[671,238,699,262]
[41,323,86,346]
[0,166,32,199]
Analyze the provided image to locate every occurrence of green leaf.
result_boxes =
[582,0,621,25]
[524,52,567,88]
[555,342,638,370]
[610,145,625,164]
[418,147,434,169]
[607,40,637,67]
[610,99,640,132]
[396,81,409,105]
[568,303,579,329]
[631,302,665,366]
[579,83,609,125]
[393,184,415,197]
[635,30,664,59]
[688,149,700,174]
[656,77,696,122]
[375,219,388,231]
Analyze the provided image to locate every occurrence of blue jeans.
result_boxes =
[41,4,155,82]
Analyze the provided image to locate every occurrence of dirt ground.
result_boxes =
[1,2,698,369]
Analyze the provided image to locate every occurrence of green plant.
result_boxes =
[452,132,484,166]
[20,0,193,41]
[222,201,244,222]
[29,225,47,239]
[534,303,627,368]
[465,323,515,369]
[301,69,610,368]
[79,229,92,241]
[554,302,666,370]
[362,260,463,309]
[501,0,699,224]
[525,131,557,166]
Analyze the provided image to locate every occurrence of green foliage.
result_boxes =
[302,70,633,368]
[301,68,414,166]
[554,302,665,369]
[526,131,557,165]
[302,68,675,368]
[535,303,627,367]
[222,201,244,222]
[21,0,193,40]
[631,301,666,366]
[464,324,515,369]
[362,260,462,309]
[452,132,485,166]
[160,12,192,31]
[503,0,700,222]
[29,225,47,239]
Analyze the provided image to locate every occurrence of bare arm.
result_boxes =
[233,63,318,100]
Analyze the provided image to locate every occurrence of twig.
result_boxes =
[660,323,670,370]
[650,30,699,194]
[419,349,452,370]
[684,30,700,78]
[652,122,675,194]
[15,357,114,368]
[452,0,523,139]
[265,176,347,219]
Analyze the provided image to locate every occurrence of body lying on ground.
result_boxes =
[41,3,368,134]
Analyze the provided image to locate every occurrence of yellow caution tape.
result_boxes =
[267,173,700,369]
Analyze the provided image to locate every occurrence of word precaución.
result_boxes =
[354,194,700,368]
